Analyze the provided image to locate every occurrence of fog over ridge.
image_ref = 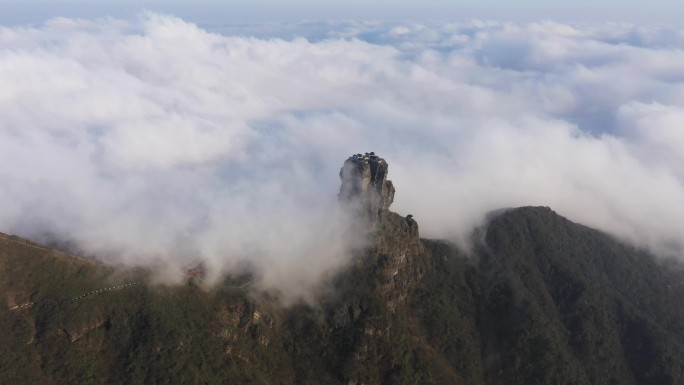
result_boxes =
[2,14,684,299]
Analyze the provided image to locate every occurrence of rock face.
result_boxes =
[337,153,423,314]
[338,152,395,221]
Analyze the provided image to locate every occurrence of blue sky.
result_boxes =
[1,1,682,24]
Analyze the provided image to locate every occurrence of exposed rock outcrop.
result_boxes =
[339,152,395,222]
[336,153,425,316]
[337,152,424,307]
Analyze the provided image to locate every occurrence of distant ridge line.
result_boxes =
[0,232,95,264]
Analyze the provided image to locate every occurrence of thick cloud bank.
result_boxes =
[2,15,684,298]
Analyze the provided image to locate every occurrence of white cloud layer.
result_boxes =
[2,15,684,299]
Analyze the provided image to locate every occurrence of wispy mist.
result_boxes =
[2,15,684,299]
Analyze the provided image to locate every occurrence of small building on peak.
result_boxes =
[338,152,395,221]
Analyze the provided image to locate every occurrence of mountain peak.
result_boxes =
[338,152,395,221]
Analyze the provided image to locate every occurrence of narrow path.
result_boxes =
[9,302,34,311]
[7,281,142,311]
[8,276,253,311]
[235,279,254,289]
[72,282,142,301]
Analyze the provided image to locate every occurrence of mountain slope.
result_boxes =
[3,206,684,384]
[412,207,684,385]
[3,151,684,385]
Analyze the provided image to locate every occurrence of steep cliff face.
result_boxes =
[338,152,424,311]
[339,152,395,222]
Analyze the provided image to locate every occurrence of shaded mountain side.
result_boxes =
[477,207,684,385]
[413,207,684,385]
[2,206,684,385]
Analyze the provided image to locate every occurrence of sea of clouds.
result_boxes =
[2,14,684,299]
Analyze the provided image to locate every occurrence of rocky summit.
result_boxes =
[2,154,684,385]
[339,152,395,222]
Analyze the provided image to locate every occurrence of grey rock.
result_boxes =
[338,152,395,222]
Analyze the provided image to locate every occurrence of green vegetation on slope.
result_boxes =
[2,207,684,384]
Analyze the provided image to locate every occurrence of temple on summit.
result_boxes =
[338,152,395,221]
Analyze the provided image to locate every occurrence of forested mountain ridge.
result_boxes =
[2,154,684,384]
